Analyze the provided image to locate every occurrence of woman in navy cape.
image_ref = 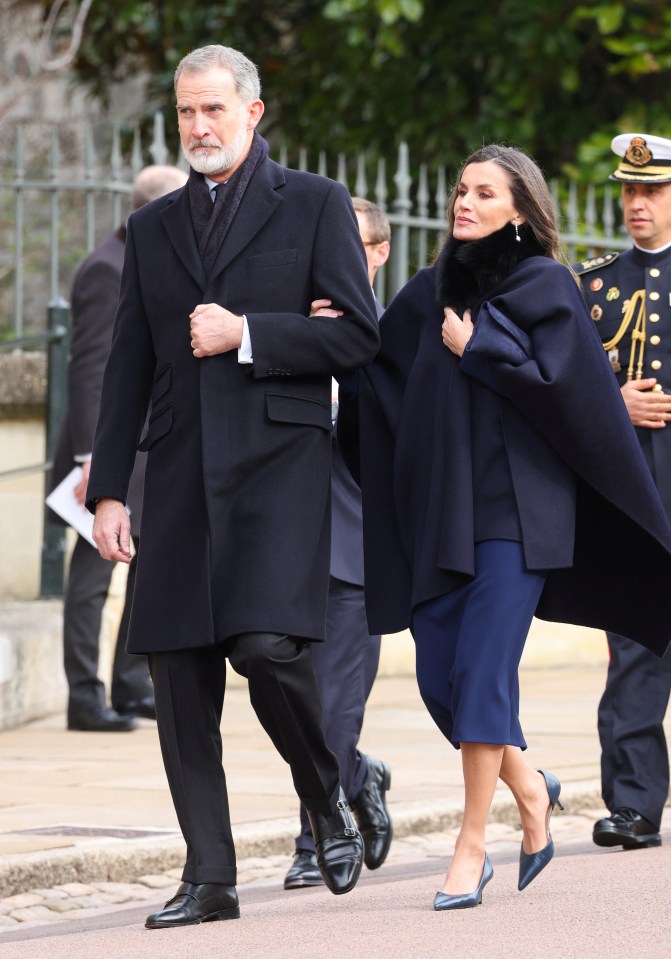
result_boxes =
[338,144,671,910]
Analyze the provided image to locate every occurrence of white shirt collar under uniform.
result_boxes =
[633,238,671,255]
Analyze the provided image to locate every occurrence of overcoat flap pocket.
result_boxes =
[137,406,173,451]
[265,393,332,430]
[247,249,298,270]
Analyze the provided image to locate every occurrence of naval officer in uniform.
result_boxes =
[576,133,671,850]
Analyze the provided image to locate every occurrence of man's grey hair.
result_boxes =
[174,45,261,103]
[131,165,188,211]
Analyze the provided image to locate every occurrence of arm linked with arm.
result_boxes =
[245,181,380,377]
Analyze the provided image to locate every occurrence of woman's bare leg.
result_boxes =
[441,742,504,894]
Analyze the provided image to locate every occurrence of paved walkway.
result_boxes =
[1,660,669,934]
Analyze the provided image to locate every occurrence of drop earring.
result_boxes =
[514,220,521,242]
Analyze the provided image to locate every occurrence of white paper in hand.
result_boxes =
[45,466,96,547]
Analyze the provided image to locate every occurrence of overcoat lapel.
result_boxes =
[206,158,285,287]
[157,158,285,292]
[160,187,207,290]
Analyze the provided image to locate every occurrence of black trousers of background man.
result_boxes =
[296,576,381,852]
[598,631,671,830]
[64,534,152,716]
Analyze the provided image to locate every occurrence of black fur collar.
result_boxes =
[435,222,545,315]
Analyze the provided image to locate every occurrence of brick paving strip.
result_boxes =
[0,806,611,931]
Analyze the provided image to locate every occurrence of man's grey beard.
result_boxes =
[183,123,250,176]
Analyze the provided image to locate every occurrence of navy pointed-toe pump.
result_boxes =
[518,769,564,892]
[433,853,494,911]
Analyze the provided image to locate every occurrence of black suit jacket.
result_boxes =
[330,295,384,586]
[50,228,146,535]
[87,159,379,653]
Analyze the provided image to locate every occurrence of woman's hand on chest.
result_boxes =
[442,307,474,357]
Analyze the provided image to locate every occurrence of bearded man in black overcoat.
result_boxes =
[87,44,380,929]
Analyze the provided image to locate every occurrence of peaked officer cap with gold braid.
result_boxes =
[610,133,671,183]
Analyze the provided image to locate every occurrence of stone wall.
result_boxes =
[0,353,49,600]
[0,352,46,416]
[0,600,66,729]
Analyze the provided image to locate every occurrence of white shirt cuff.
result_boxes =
[238,315,253,364]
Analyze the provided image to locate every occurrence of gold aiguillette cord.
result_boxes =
[600,289,646,380]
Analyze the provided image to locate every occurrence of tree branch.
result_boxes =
[41,0,95,73]
[0,0,94,123]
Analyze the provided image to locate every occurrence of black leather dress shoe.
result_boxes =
[350,755,392,869]
[593,807,662,849]
[283,850,325,889]
[67,705,137,732]
[145,882,240,928]
[306,789,364,895]
[115,697,157,720]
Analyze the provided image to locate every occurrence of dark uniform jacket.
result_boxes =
[576,245,671,521]
[86,158,380,654]
[339,243,671,656]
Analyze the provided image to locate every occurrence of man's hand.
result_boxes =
[310,298,343,318]
[621,378,671,429]
[442,307,473,357]
[189,304,244,357]
[73,460,91,505]
[92,498,132,563]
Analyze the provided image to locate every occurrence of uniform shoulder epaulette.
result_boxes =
[573,252,619,276]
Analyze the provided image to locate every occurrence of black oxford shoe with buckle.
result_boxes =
[350,755,392,869]
[306,789,364,895]
[593,807,662,849]
[145,882,240,928]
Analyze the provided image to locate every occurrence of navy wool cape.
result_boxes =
[337,256,671,657]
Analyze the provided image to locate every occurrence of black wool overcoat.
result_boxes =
[338,256,671,656]
[86,158,380,653]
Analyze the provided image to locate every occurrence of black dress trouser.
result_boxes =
[598,631,671,829]
[149,633,340,885]
[64,534,152,715]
